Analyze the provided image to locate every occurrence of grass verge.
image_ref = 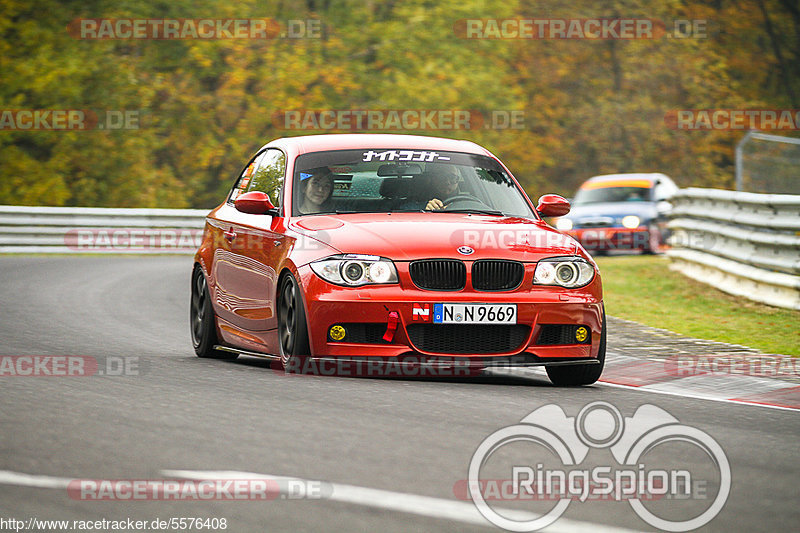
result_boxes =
[595,255,800,356]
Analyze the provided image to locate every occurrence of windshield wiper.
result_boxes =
[302,210,360,215]
[434,208,506,216]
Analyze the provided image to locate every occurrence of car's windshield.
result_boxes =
[292,149,534,217]
[573,185,652,205]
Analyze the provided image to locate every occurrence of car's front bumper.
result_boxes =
[297,264,604,363]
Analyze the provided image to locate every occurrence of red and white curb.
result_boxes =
[600,354,800,411]
[494,353,800,411]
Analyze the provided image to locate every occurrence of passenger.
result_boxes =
[299,169,334,214]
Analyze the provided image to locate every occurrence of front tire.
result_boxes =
[546,308,606,386]
[278,273,311,371]
[190,267,237,359]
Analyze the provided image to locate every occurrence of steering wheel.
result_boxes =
[443,193,488,210]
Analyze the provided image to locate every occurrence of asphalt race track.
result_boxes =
[0,256,797,532]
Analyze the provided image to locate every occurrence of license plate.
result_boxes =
[433,303,517,324]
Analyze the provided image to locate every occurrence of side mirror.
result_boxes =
[235,191,278,215]
[536,194,570,218]
[656,200,672,215]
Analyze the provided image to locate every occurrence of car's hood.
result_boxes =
[566,202,657,221]
[288,213,580,262]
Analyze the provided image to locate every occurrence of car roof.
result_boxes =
[581,173,671,187]
[265,133,493,156]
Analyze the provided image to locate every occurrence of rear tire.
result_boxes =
[546,308,606,386]
[191,267,237,359]
[278,273,311,372]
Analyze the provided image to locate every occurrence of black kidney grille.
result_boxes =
[535,324,592,345]
[409,260,466,290]
[472,260,524,291]
[406,324,530,354]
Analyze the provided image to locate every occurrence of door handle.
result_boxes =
[224,229,237,242]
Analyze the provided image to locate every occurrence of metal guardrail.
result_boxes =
[3,200,799,310]
[0,205,208,254]
[666,188,800,310]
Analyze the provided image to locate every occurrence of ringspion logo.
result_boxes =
[464,402,730,531]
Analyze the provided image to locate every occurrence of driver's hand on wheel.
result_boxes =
[425,198,445,211]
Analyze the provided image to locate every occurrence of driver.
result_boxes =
[422,166,461,211]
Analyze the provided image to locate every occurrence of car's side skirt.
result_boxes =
[213,345,280,361]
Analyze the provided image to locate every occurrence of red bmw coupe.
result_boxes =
[191,134,605,385]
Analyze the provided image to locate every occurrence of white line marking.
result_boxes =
[0,468,641,532]
[0,470,71,489]
[162,469,641,533]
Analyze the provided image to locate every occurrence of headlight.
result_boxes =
[621,215,640,229]
[534,257,594,288]
[310,254,398,286]
[556,218,573,231]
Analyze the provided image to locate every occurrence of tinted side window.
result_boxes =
[230,150,267,204]
[247,149,286,206]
